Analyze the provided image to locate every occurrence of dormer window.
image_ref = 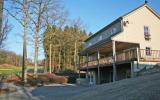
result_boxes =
[144,26,151,40]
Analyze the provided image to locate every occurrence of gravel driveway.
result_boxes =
[1,73,160,100]
[32,73,160,100]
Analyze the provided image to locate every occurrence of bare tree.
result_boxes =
[29,0,68,74]
[71,18,86,71]
[5,0,30,83]
[22,0,29,83]
[0,15,12,48]
[0,0,12,48]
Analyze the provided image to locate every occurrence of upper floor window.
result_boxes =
[98,35,102,41]
[146,47,151,56]
[112,28,117,34]
[144,26,151,40]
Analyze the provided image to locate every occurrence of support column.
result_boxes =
[112,40,117,82]
[86,53,89,80]
[136,47,140,69]
[97,49,100,84]
[131,62,134,78]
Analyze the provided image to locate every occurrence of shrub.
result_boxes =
[7,75,21,83]
[53,76,68,84]
[56,69,78,83]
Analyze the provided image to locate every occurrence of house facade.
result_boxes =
[77,3,160,85]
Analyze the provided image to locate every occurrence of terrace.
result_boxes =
[78,41,160,70]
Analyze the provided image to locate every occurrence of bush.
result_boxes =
[56,69,78,83]
[26,73,68,86]
[7,75,21,83]
[52,76,68,84]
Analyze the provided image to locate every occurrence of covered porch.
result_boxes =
[78,39,160,85]
[78,40,139,84]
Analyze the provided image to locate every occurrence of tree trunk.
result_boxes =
[34,27,39,74]
[63,48,66,70]
[34,3,41,75]
[44,59,47,73]
[52,50,55,72]
[49,44,52,73]
[58,49,61,71]
[74,41,77,71]
[69,48,71,68]
[22,0,28,83]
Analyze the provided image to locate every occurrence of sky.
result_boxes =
[4,0,160,61]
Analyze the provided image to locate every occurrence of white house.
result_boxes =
[78,2,160,85]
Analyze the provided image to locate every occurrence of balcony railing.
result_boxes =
[139,49,160,62]
[79,49,160,69]
[79,49,137,69]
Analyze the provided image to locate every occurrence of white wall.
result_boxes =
[133,61,158,72]
[112,5,160,50]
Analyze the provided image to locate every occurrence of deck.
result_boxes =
[79,49,160,70]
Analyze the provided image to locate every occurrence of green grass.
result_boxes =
[0,66,45,76]
[0,67,44,75]
[27,66,45,73]
[0,67,21,76]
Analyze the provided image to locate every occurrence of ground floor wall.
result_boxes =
[87,63,131,84]
[78,61,160,85]
[132,61,160,76]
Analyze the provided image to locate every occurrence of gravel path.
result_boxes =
[1,73,160,100]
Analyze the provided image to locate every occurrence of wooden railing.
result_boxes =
[79,49,137,69]
[79,49,160,69]
[116,49,137,62]
[99,57,112,66]
[139,49,160,62]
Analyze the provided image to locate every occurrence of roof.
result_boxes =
[85,3,160,42]
[85,17,122,42]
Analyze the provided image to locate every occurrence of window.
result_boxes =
[112,28,117,34]
[98,35,102,41]
[109,29,113,35]
[146,47,151,56]
[144,26,151,40]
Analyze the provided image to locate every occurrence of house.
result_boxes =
[77,2,160,85]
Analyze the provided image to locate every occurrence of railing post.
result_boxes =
[112,40,117,82]
[97,49,100,84]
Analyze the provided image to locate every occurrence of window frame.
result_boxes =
[146,47,151,56]
[144,26,151,41]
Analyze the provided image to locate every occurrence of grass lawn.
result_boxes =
[0,66,45,76]
[0,67,21,76]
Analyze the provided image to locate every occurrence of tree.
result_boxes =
[0,0,12,48]
[5,0,30,83]
[29,0,68,74]
[43,24,88,72]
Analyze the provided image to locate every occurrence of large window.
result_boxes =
[144,26,151,40]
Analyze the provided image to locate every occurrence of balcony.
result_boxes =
[140,49,160,62]
[79,49,160,70]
